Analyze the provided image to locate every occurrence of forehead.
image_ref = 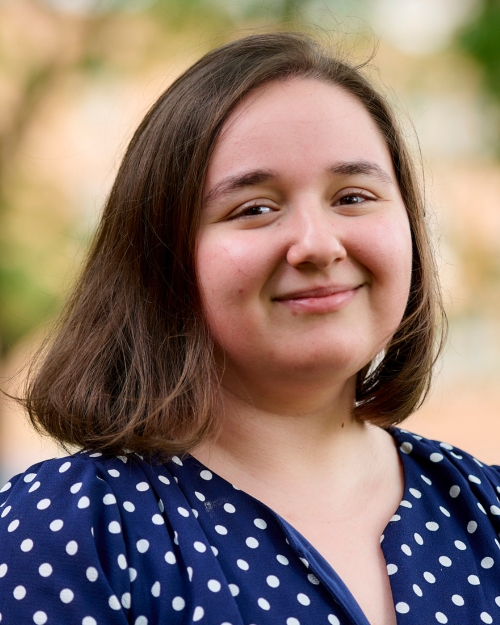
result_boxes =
[206,77,395,184]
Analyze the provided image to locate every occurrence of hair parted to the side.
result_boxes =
[22,31,447,457]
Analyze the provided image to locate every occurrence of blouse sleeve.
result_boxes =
[0,455,132,625]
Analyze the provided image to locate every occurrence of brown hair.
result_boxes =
[23,32,446,456]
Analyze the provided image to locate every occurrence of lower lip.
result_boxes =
[276,287,360,313]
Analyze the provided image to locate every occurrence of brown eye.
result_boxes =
[240,205,273,217]
[338,194,365,205]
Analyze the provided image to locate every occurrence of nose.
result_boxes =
[285,200,347,270]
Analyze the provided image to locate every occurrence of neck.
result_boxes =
[192,375,387,492]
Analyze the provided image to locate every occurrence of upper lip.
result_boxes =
[274,284,361,301]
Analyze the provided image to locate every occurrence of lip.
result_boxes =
[274,284,362,313]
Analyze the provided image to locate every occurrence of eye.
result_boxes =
[230,204,275,219]
[334,192,374,206]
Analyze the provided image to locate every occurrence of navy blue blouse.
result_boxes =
[1,427,500,625]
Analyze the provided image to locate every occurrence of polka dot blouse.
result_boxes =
[1,428,500,625]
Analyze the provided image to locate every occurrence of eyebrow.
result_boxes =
[203,160,393,206]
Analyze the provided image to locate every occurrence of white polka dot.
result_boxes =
[151,514,164,525]
[401,544,412,556]
[0,506,11,518]
[287,619,300,625]
[7,519,19,532]
[452,594,464,606]
[165,551,176,564]
[60,588,74,603]
[136,539,149,553]
[194,541,206,553]
[0,564,7,578]
[176,507,189,518]
[187,566,193,581]
[469,475,481,484]
[200,470,213,480]
[328,616,340,625]
[117,554,127,569]
[134,618,147,625]
[299,557,309,568]
[151,582,161,597]
[400,500,412,508]
[37,499,51,510]
[208,579,221,592]
[387,564,398,575]
[435,612,448,623]
[277,554,289,565]
[454,540,467,550]
[481,557,494,569]
[229,583,239,596]
[129,568,138,582]
[426,522,439,531]
[439,506,450,517]
[59,461,71,473]
[396,602,410,614]
[108,469,120,477]
[468,575,480,585]
[424,571,436,583]
[222,503,235,513]
[211,546,218,555]
[172,596,185,611]
[246,537,259,549]
[123,501,135,512]
[158,475,170,485]
[400,442,413,454]
[254,518,267,529]
[78,496,90,509]
[136,482,149,492]
[439,556,452,567]
[496,597,500,607]
[108,521,121,534]
[109,595,121,610]
[307,573,320,585]
[39,563,53,577]
[430,453,443,463]
[440,442,453,450]
[267,575,280,587]
[414,533,424,545]
[20,538,33,552]
[171,456,183,466]
[409,488,422,499]
[66,540,78,555]
[449,485,460,498]
[86,567,98,581]
[390,514,401,522]
[102,494,116,505]
[0,482,11,493]
[13,585,26,599]
[491,505,500,516]
[121,592,131,608]
[421,475,432,485]
[481,613,493,624]
[478,503,487,514]
[215,525,228,535]
[33,612,47,625]
[467,520,478,533]
[70,482,82,494]
[89,452,102,457]
[194,491,205,501]
[237,559,249,570]
[49,519,64,532]
[23,473,36,483]
[297,593,310,606]
[193,606,204,620]
[258,598,270,610]
[413,584,423,596]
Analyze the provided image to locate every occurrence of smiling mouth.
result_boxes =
[274,285,362,313]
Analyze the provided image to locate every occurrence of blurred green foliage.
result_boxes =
[458,0,500,101]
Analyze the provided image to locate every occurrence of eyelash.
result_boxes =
[230,191,376,219]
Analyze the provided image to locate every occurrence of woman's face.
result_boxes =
[197,78,412,394]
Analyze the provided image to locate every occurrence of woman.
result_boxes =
[1,32,499,625]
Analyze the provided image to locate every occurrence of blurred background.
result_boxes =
[1,0,500,481]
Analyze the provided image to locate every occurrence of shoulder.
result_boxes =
[0,452,183,623]
[392,427,500,514]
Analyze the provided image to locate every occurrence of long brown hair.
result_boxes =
[22,32,446,456]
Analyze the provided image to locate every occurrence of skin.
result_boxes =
[193,78,413,625]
